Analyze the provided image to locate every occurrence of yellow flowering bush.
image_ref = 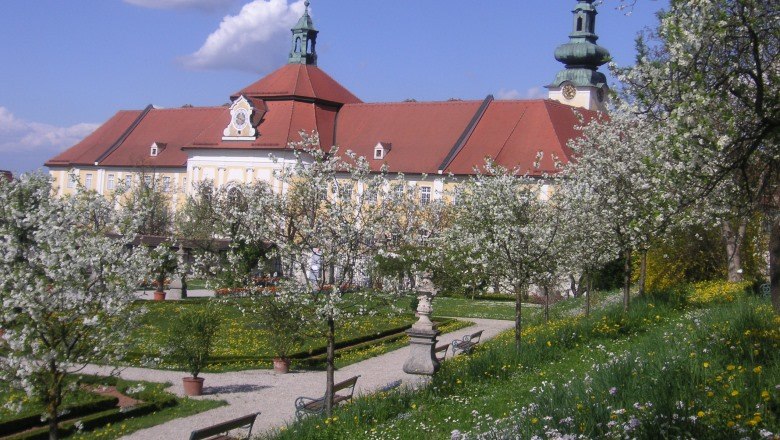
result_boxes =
[688,281,751,306]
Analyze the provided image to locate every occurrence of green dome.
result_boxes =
[554,41,610,68]
[548,0,611,89]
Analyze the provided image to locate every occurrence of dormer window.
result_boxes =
[150,142,166,157]
[374,142,391,160]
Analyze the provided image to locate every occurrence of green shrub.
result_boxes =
[164,306,221,377]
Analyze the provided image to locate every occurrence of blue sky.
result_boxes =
[0,0,666,174]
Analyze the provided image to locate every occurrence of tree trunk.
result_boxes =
[623,249,632,312]
[514,282,523,352]
[181,273,188,299]
[586,272,592,317]
[46,366,63,440]
[543,285,549,323]
[770,214,780,314]
[48,415,59,440]
[638,248,648,296]
[722,220,747,282]
[324,317,336,416]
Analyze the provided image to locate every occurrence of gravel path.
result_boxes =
[81,317,513,440]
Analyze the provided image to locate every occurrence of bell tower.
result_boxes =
[288,0,318,65]
[547,0,611,112]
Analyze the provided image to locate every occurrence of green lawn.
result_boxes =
[127,297,418,371]
[267,282,780,439]
[431,296,533,320]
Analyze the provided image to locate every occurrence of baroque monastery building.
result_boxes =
[46,0,611,202]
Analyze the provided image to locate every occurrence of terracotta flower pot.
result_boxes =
[273,357,291,374]
[153,290,166,301]
[182,377,205,396]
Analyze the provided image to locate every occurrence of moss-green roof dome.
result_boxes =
[549,0,611,88]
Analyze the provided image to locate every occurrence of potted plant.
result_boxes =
[150,244,178,301]
[251,292,309,374]
[165,305,221,396]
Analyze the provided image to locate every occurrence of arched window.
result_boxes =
[589,17,595,33]
[227,186,245,209]
[294,37,301,53]
[576,17,583,31]
[306,39,312,54]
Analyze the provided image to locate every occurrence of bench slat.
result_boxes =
[189,413,260,440]
[295,376,360,419]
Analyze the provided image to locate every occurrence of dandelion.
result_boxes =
[731,390,739,397]
[703,362,710,368]
[753,366,762,374]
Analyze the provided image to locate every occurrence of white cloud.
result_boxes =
[124,0,237,12]
[0,107,98,154]
[496,87,547,100]
[180,0,306,72]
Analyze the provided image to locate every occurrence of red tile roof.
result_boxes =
[234,64,362,106]
[335,99,592,176]
[47,62,593,177]
[187,100,338,150]
[46,107,224,168]
[445,100,589,175]
[335,100,483,174]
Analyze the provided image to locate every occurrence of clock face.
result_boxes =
[234,111,248,128]
[562,84,577,100]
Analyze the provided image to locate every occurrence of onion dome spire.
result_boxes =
[549,0,611,89]
[289,0,318,65]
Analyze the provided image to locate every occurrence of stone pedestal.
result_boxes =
[168,276,184,300]
[403,327,440,375]
[403,291,440,375]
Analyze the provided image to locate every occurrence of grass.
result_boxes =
[127,297,417,372]
[266,282,780,439]
[430,297,526,320]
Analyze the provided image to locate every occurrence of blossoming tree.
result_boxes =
[616,0,779,310]
[203,133,404,415]
[0,174,148,440]
[446,161,561,350]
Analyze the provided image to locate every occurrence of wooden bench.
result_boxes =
[434,343,450,362]
[451,330,484,356]
[295,375,360,419]
[189,412,260,440]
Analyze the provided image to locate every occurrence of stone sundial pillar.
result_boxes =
[403,277,440,375]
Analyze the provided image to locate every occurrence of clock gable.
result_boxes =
[222,95,265,141]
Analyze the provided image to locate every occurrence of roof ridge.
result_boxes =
[438,95,494,172]
[342,100,484,107]
[493,107,529,163]
[94,104,154,165]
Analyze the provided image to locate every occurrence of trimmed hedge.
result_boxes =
[0,396,118,436]
[6,397,177,440]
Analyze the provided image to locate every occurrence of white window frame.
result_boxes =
[67,174,76,188]
[374,146,384,160]
[107,174,115,190]
[150,146,158,157]
[85,173,93,190]
[125,175,132,189]
[420,186,431,205]
[163,176,171,192]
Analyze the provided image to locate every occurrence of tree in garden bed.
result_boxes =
[562,105,681,311]
[0,174,149,440]
[198,132,408,415]
[445,160,561,351]
[614,0,779,311]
